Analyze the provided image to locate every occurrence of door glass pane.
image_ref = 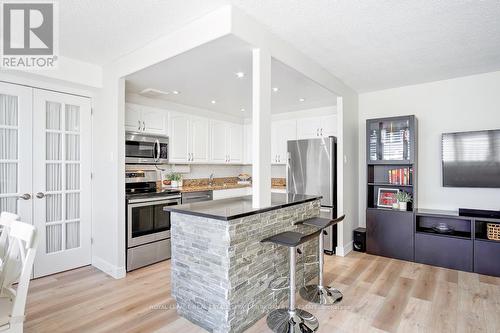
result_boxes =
[131,205,154,237]
[46,133,61,160]
[65,134,80,161]
[368,119,411,161]
[0,94,18,126]
[46,101,61,130]
[0,129,17,159]
[65,221,80,249]
[154,203,171,231]
[0,197,17,214]
[46,194,62,222]
[65,164,80,190]
[65,105,80,131]
[46,163,62,191]
[46,224,62,253]
[0,163,17,193]
[65,193,80,220]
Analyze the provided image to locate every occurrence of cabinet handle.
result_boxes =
[36,192,45,199]
[191,153,194,161]
[316,128,319,136]
[321,128,324,136]
[142,121,146,131]
[278,154,280,163]
[138,120,141,130]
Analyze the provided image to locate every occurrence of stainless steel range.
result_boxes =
[126,169,180,271]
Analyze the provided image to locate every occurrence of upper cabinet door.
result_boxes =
[243,124,252,164]
[274,120,296,164]
[210,121,228,164]
[142,107,167,135]
[125,104,142,132]
[169,113,189,163]
[319,114,337,137]
[227,123,243,164]
[189,117,209,163]
[297,117,321,139]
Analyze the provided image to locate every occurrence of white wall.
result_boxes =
[358,71,500,226]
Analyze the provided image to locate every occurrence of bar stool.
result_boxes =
[296,215,345,305]
[261,229,322,333]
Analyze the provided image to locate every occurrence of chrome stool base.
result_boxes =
[299,285,343,305]
[267,308,319,333]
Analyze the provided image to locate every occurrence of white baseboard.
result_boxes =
[92,256,126,279]
[335,241,353,257]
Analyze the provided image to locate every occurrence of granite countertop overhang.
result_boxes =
[165,193,322,220]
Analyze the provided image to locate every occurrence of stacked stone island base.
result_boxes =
[167,195,322,333]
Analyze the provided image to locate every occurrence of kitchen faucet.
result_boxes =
[209,173,215,186]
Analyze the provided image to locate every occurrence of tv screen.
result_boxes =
[442,129,500,187]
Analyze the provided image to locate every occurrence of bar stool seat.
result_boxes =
[261,228,321,333]
[296,215,346,305]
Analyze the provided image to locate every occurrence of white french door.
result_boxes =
[0,82,32,222]
[0,82,91,278]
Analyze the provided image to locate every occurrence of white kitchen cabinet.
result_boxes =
[210,121,228,163]
[209,121,243,164]
[227,123,243,163]
[212,187,250,200]
[296,114,337,139]
[189,117,210,163]
[125,103,167,135]
[169,114,210,163]
[243,123,252,164]
[271,119,296,164]
[169,113,190,163]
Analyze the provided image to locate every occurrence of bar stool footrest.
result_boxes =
[269,276,290,291]
[267,308,319,333]
[299,285,343,305]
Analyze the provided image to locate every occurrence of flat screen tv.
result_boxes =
[442,129,500,188]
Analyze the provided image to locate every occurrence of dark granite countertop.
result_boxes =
[164,193,322,221]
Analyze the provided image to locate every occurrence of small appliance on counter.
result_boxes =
[126,169,180,271]
[237,173,251,185]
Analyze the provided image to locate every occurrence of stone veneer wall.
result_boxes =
[170,199,321,333]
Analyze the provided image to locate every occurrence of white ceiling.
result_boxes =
[60,0,500,92]
[125,36,337,117]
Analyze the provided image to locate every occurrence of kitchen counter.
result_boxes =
[168,194,322,332]
[164,183,286,193]
[165,193,321,220]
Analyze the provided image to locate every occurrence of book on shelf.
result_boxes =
[388,167,413,185]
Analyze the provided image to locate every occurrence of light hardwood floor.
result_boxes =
[25,251,500,333]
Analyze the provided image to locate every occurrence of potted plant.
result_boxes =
[166,172,182,188]
[395,191,412,211]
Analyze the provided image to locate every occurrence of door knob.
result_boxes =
[36,192,45,199]
[18,193,31,200]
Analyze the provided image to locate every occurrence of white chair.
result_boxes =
[0,221,37,333]
[0,213,20,267]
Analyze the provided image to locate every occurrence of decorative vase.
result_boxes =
[171,180,178,188]
[392,202,399,210]
[399,202,407,211]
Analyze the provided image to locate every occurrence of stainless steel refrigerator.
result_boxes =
[287,136,338,254]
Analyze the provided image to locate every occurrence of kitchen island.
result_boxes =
[165,193,322,333]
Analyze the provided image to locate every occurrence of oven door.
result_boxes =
[127,197,180,247]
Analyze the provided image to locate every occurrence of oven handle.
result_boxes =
[154,139,160,162]
[128,197,181,205]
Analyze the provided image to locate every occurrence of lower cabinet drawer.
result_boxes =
[474,240,500,277]
[415,233,472,272]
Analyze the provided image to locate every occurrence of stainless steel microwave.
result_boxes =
[125,132,168,164]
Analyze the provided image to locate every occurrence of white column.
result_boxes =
[252,48,272,208]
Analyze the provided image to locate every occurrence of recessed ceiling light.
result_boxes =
[235,72,245,78]
[272,87,279,92]
[240,108,245,112]
[299,98,305,102]
[211,100,217,104]
[172,90,180,95]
